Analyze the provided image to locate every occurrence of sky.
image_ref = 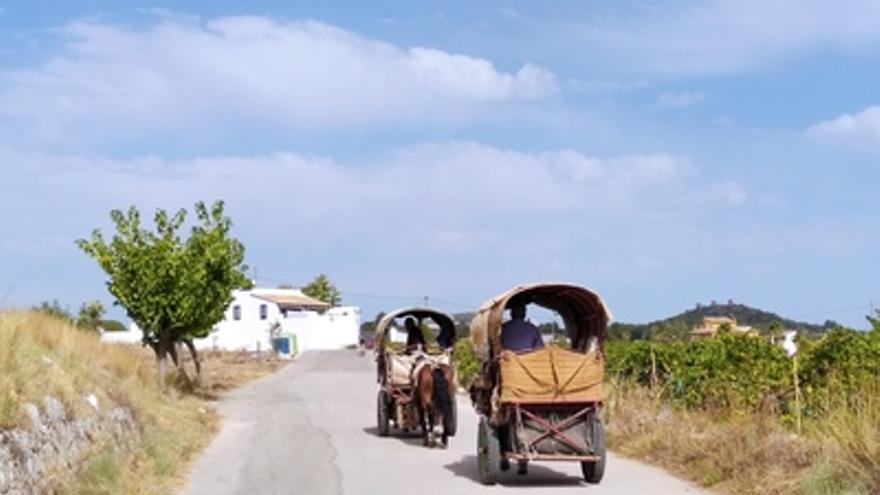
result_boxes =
[0,1,878,328]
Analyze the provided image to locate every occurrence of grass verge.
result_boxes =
[606,382,879,495]
[0,310,286,494]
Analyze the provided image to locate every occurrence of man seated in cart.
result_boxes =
[404,317,427,353]
[500,302,545,353]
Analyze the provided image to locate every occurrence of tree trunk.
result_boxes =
[184,339,202,387]
[170,340,194,388]
[154,337,171,386]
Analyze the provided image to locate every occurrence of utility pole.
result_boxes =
[423,295,429,308]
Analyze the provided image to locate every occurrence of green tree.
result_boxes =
[76,300,105,331]
[868,310,880,333]
[98,319,127,332]
[33,299,74,324]
[77,200,249,383]
[302,273,341,306]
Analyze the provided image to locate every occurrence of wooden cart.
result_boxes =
[468,282,611,485]
[374,307,458,437]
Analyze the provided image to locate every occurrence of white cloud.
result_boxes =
[565,78,650,95]
[807,105,880,152]
[0,15,557,144]
[653,91,707,109]
[0,142,739,259]
[567,0,880,76]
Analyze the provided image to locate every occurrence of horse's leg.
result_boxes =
[427,408,436,447]
[419,372,431,446]
[441,367,453,448]
[440,410,448,448]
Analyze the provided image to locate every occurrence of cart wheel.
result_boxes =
[445,395,458,437]
[477,417,500,485]
[581,415,606,484]
[377,390,390,437]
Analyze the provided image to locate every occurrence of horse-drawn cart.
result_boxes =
[468,282,611,484]
[374,307,458,445]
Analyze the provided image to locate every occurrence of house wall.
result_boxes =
[99,323,144,345]
[280,306,361,352]
[194,289,281,352]
[100,289,361,354]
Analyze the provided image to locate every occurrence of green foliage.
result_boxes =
[606,324,880,415]
[33,300,74,324]
[868,309,880,333]
[98,319,127,332]
[798,328,880,408]
[76,200,249,362]
[76,300,105,332]
[301,273,341,306]
[608,336,788,411]
[453,338,479,388]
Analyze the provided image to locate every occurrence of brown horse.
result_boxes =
[413,362,454,448]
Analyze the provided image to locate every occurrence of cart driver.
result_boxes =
[404,317,426,353]
[501,303,544,352]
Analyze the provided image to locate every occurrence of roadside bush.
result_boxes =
[606,334,790,411]
[452,338,479,388]
[798,328,880,410]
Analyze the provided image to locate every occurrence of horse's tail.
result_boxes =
[432,367,452,422]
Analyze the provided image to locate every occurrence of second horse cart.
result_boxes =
[374,307,458,442]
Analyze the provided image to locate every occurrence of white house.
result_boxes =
[198,288,361,354]
[100,287,361,355]
[100,322,144,345]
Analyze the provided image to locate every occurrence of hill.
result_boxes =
[609,302,837,341]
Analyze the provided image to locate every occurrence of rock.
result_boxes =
[85,394,99,411]
[42,397,65,423]
[0,395,137,494]
[21,405,40,432]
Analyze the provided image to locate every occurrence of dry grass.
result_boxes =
[805,385,880,494]
[190,350,287,400]
[605,381,879,495]
[0,310,286,494]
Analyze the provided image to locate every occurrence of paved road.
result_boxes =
[180,351,708,495]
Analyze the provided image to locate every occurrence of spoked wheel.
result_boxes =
[477,417,500,485]
[377,390,391,437]
[580,414,606,484]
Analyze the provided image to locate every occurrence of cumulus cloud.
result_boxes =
[653,91,707,109]
[0,15,557,145]
[807,105,880,152]
[0,142,740,260]
[566,0,880,76]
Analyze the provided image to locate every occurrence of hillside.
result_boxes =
[0,310,284,494]
[609,302,836,341]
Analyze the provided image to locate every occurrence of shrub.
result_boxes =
[453,338,479,388]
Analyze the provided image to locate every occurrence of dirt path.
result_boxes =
[180,350,709,495]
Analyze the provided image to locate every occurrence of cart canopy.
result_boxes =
[470,282,612,359]
[374,307,457,350]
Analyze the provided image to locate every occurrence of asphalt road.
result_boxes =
[180,350,708,495]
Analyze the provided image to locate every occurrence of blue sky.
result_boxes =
[1,1,878,327]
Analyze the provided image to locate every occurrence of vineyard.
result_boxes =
[453,319,880,494]
[605,327,880,414]
[603,325,880,494]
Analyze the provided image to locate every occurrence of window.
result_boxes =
[232,305,241,321]
[259,304,268,320]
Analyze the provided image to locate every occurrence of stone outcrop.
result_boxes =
[0,396,137,494]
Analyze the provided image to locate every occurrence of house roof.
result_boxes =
[251,290,330,310]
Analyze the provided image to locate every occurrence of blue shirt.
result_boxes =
[501,318,545,352]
